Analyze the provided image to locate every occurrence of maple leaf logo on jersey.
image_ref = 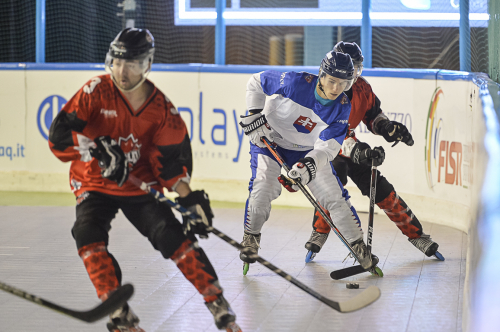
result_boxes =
[305,74,314,83]
[293,116,317,133]
[118,134,142,166]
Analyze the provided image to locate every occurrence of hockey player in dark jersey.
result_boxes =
[49,28,242,332]
[305,41,443,261]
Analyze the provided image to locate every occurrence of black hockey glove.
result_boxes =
[350,142,386,167]
[378,120,414,146]
[89,136,129,187]
[176,190,214,239]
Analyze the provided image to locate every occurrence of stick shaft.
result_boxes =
[261,137,360,261]
[127,175,345,311]
[367,162,377,255]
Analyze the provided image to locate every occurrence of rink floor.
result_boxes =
[0,205,466,332]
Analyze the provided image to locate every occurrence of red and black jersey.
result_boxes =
[344,76,383,139]
[49,74,191,197]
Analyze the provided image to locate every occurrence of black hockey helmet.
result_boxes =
[108,28,155,60]
[333,41,364,65]
[105,28,155,91]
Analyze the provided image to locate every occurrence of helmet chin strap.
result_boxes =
[317,78,327,99]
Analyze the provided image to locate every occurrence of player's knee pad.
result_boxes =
[170,238,222,302]
[77,242,121,300]
[72,219,110,249]
[151,220,189,259]
[374,174,395,204]
[357,171,394,204]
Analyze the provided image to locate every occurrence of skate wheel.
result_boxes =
[370,266,384,277]
[305,250,316,263]
[434,251,445,261]
[243,262,249,275]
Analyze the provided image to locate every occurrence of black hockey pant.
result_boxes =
[72,191,222,301]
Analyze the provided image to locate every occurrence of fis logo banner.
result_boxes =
[425,87,470,190]
[293,116,317,133]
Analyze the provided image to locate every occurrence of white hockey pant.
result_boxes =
[244,154,282,234]
[308,165,364,243]
[244,154,363,243]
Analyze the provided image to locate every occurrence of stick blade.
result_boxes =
[330,265,366,280]
[75,284,134,322]
[338,285,381,313]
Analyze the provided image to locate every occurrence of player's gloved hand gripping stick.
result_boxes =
[175,190,214,239]
[127,174,381,313]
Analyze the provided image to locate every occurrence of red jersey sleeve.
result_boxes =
[49,77,102,162]
[352,77,383,133]
[149,100,192,192]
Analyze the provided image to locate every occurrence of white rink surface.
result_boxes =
[0,206,466,332]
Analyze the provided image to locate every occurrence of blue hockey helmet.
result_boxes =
[320,51,354,80]
[319,51,355,91]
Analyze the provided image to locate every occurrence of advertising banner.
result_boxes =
[0,66,486,232]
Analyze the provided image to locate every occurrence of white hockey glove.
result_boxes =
[176,190,214,239]
[89,136,129,187]
[239,113,276,148]
[287,157,317,189]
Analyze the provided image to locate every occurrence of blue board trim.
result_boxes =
[0,62,483,81]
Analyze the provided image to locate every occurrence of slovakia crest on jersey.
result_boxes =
[293,116,317,133]
[305,74,314,83]
[118,134,142,166]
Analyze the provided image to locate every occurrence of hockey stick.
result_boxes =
[127,174,380,313]
[261,137,365,264]
[367,160,377,257]
[0,282,134,323]
[330,160,384,280]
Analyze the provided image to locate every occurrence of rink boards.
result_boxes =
[0,64,488,234]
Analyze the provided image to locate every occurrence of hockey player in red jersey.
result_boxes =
[48,28,242,332]
[305,41,443,261]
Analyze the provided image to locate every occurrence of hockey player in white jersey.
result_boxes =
[238,51,384,272]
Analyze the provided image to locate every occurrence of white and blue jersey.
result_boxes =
[246,70,351,169]
[242,71,363,244]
